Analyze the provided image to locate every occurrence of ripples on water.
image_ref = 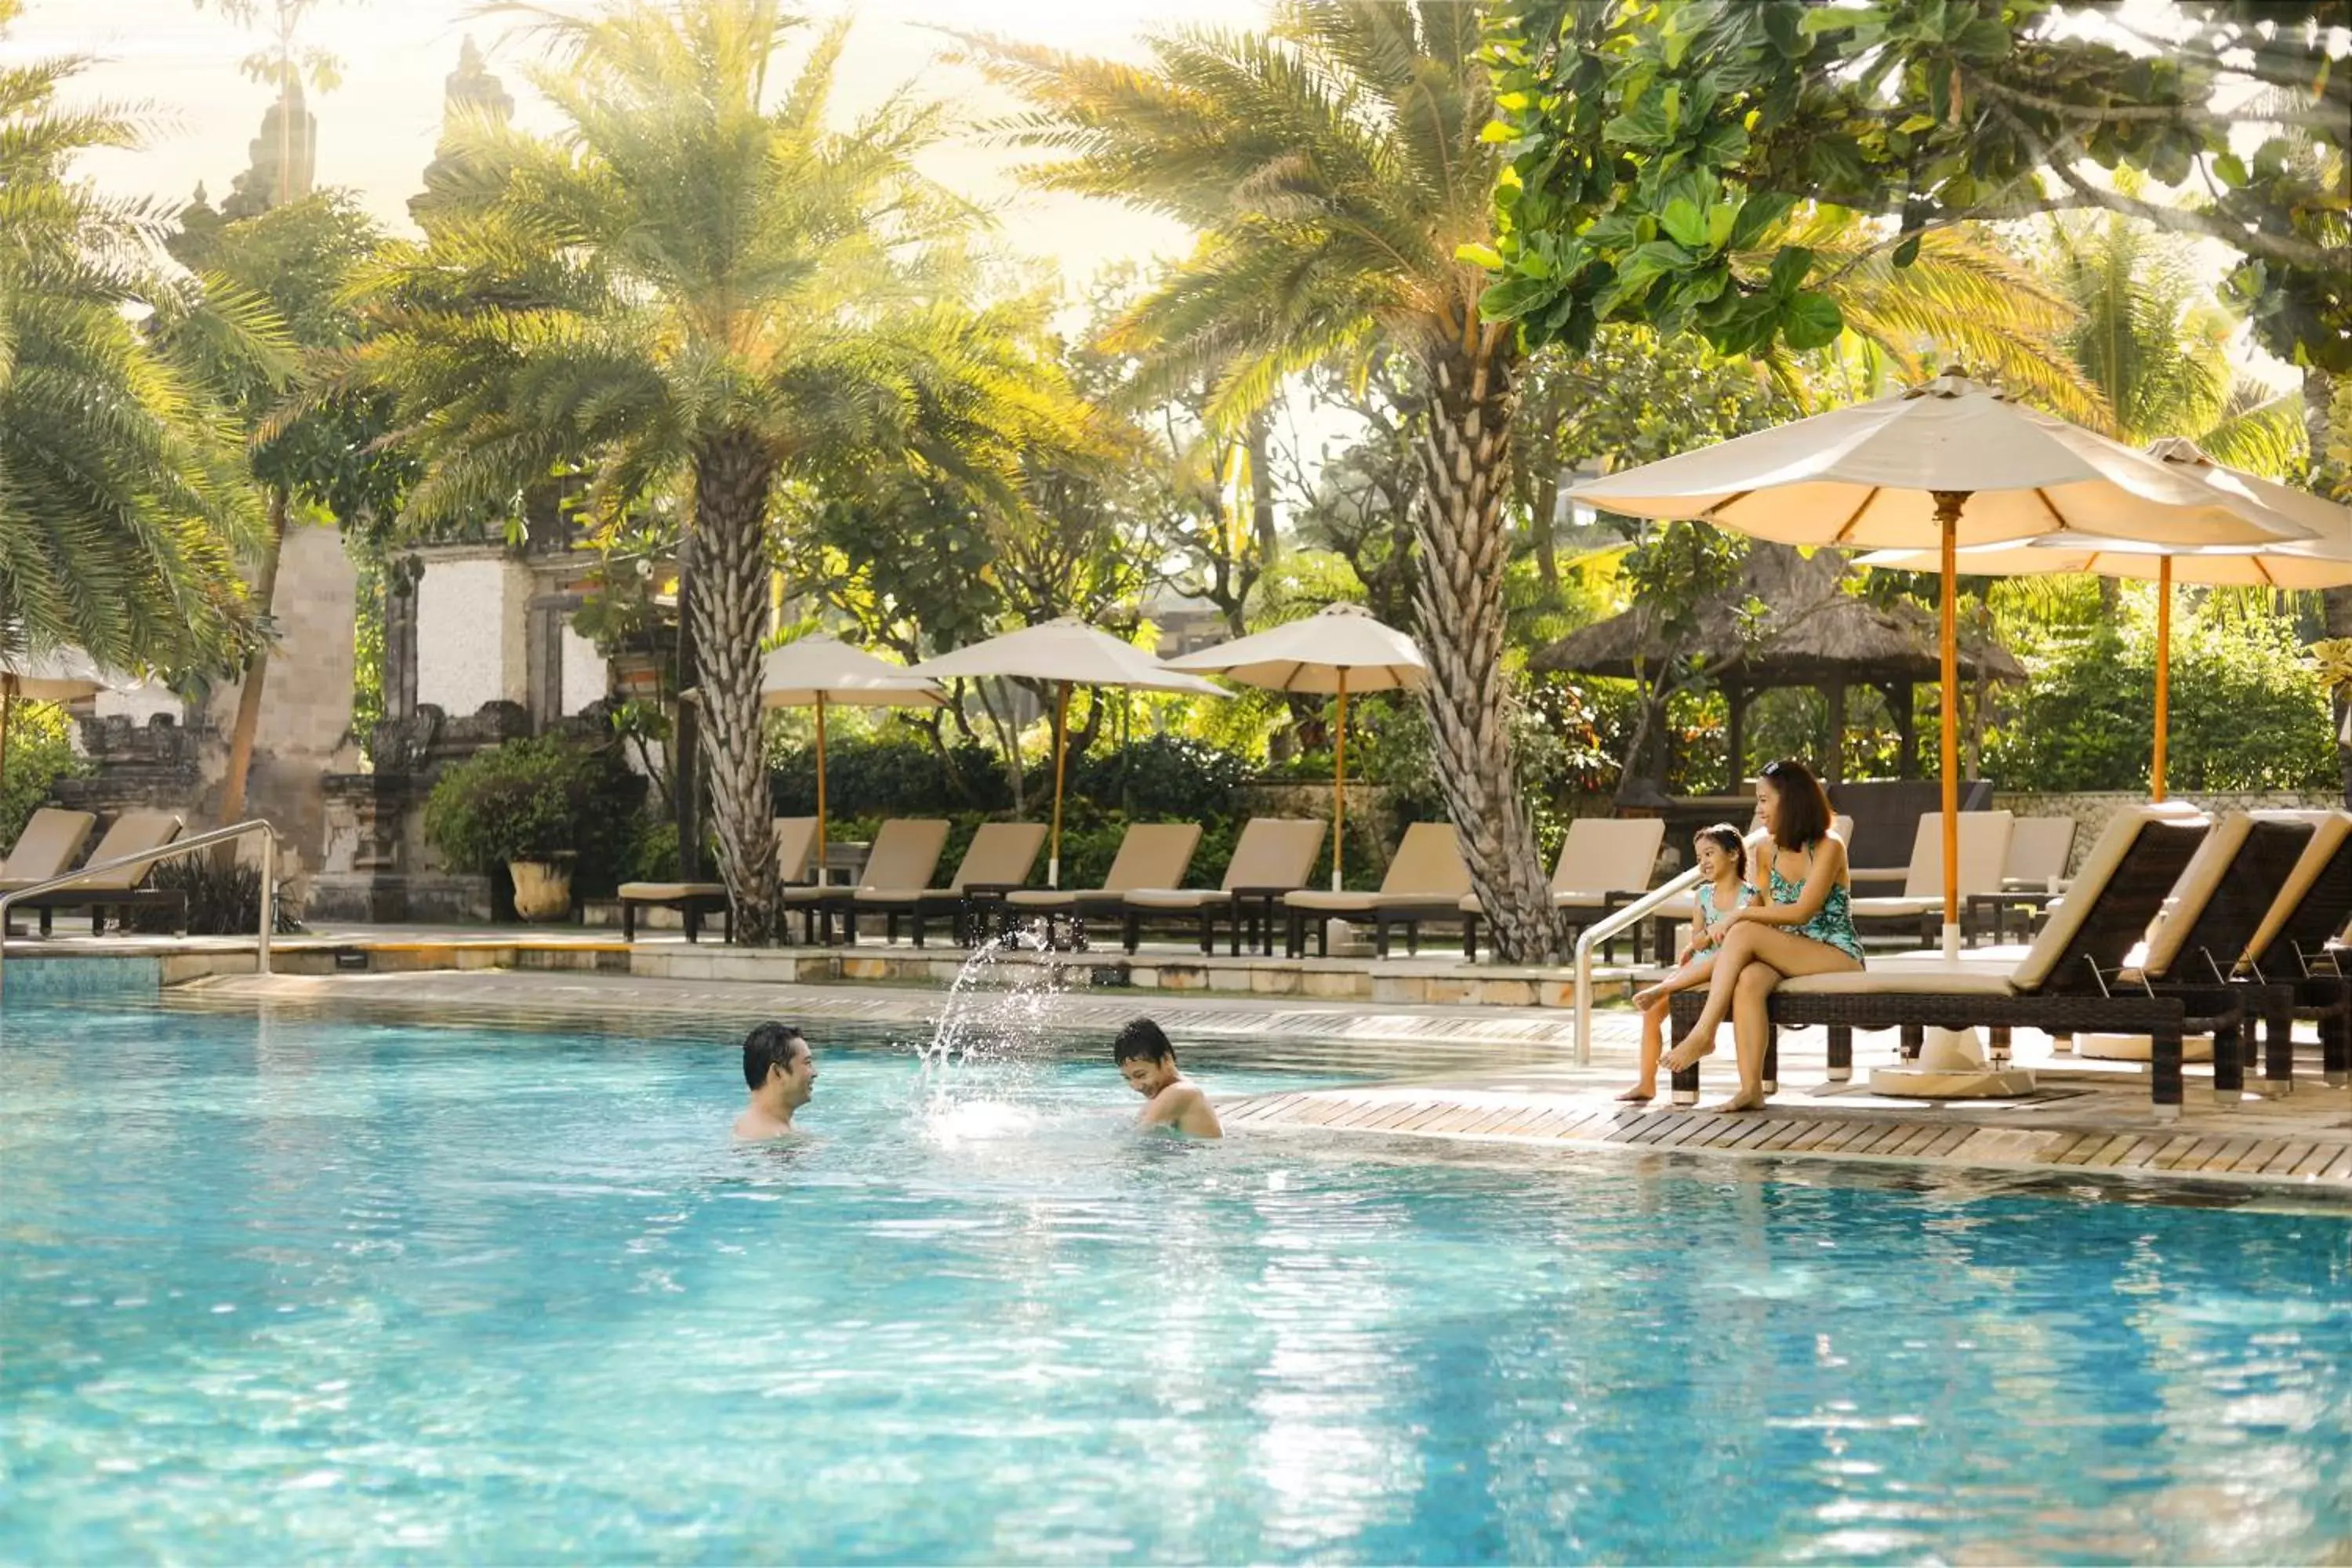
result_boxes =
[1,1002,2347,1563]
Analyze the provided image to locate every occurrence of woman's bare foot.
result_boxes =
[1708,1084,1768,1113]
[1661,1034,1715,1073]
[1632,985,1664,1011]
[1615,1086,1655,1103]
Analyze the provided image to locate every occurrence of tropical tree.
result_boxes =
[0,13,260,675]
[343,0,1073,942]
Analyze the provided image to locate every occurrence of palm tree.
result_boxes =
[0,38,260,677]
[2046,209,2303,470]
[965,2,1570,956]
[965,2,2102,960]
[343,0,1070,942]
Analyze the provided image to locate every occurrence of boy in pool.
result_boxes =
[734,1021,818,1140]
[1113,1018,1222,1138]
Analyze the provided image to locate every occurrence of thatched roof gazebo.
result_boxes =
[1532,544,2024,787]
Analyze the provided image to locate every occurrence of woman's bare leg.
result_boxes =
[1711,927,1864,1111]
[1664,935,1762,1070]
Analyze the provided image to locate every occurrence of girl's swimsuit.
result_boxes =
[1768,848,1865,964]
[1690,880,1755,955]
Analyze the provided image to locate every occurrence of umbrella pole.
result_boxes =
[1048,681,1071,888]
[1935,491,1963,959]
[814,692,828,887]
[2152,556,2172,804]
[1333,671,1348,893]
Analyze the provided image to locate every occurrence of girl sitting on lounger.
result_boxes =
[1620,824,1754,1103]
[1663,758,1865,1112]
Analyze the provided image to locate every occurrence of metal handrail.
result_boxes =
[1570,863,1704,1066]
[0,818,279,997]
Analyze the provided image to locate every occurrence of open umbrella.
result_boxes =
[0,648,108,818]
[760,634,944,885]
[1857,437,2352,802]
[1163,602,1427,890]
[1570,373,2317,955]
[909,619,1225,886]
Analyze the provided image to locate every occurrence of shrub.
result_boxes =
[423,738,647,892]
[0,702,89,847]
[127,858,303,936]
[768,734,1011,816]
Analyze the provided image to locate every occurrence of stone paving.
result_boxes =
[178,968,2352,1197]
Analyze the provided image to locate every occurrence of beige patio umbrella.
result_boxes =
[0,648,108,814]
[1163,602,1428,891]
[1570,373,2317,953]
[1857,437,2352,802]
[760,634,944,887]
[909,618,1225,886]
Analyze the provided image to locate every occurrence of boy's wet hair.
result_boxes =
[1112,1017,1176,1065]
[1694,822,1748,881]
[742,1022,808,1089]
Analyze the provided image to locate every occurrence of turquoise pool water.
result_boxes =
[2,1000,2347,1563]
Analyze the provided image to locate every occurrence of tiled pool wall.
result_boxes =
[0,956,163,1007]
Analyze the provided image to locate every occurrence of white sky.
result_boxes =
[6,0,1266,289]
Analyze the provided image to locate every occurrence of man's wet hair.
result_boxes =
[1112,1017,1176,1066]
[742,1022,809,1089]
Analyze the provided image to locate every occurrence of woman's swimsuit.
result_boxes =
[1768,848,1865,964]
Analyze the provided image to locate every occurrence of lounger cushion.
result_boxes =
[1548,818,1666,898]
[0,808,96,884]
[2009,802,2205,993]
[2137,811,2258,980]
[1848,895,1943,920]
[1123,887,1230,910]
[852,886,959,904]
[1777,967,2016,997]
[619,882,727,900]
[1004,887,1125,909]
[2002,816,2078,887]
[1288,890,1460,913]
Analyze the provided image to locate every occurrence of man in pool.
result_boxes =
[734,1022,817,1140]
[1113,1018,1222,1138]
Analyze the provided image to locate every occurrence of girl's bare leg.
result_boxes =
[1622,996,1671,1100]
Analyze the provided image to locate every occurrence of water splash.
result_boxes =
[915,920,1089,1127]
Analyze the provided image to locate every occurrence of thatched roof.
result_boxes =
[1532,543,2025,687]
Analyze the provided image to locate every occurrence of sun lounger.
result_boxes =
[849,821,1047,947]
[782,818,951,944]
[2001,816,2078,891]
[1837,779,1995,891]
[619,817,818,942]
[1282,822,1473,959]
[2073,811,2314,1098]
[2237,809,2352,1089]
[0,808,97,890]
[1847,810,2015,945]
[999,822,1202,946]
[16,809,187,936]
[1118,817,1327,955]
[1668,803,2246,1116]
[1459,816,1664,963]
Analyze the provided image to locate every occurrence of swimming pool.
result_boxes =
[3,999,2347,1563]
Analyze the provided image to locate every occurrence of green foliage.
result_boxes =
[1987,594,2333,792]
[0,31,260,674]
[1067,735,1251,826]
[423,738,648,889]
[129,858,303,936]
[1485,0,2349,373]
[768,734,1013,818]
[0,702,89,846]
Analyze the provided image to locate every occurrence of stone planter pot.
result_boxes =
[508,857,575,922]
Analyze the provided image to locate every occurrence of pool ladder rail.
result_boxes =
[0,817,281,997]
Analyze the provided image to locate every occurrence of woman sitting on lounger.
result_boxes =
[1663,757,1864,1112]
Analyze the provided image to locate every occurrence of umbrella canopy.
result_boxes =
[1572,375,2318,552]
[1165,603,1428,889]
[0,648,111,703]
[1570,374,2321,952]
[760,634,944,883]
[1856,441,2352,802]
[910,619,1225,886]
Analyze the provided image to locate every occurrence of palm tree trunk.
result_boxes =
[690,430,782,943]
[217,485,289,828]
[2307,368,2352,806]
[1411,322,1557,963]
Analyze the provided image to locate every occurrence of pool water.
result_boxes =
[2,1000,2347,1563]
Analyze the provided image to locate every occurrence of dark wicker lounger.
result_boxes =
[2238,810,2352,1090]
[1669,804,2245,1119]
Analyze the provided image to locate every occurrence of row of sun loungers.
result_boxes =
[0,808,189,935]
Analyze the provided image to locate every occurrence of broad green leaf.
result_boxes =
[1780,290,1843,350]
[1726,191,1796,252]
[1766,243,1814,296]
[1891,232,1922,268]
[1454,241,1504,270]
